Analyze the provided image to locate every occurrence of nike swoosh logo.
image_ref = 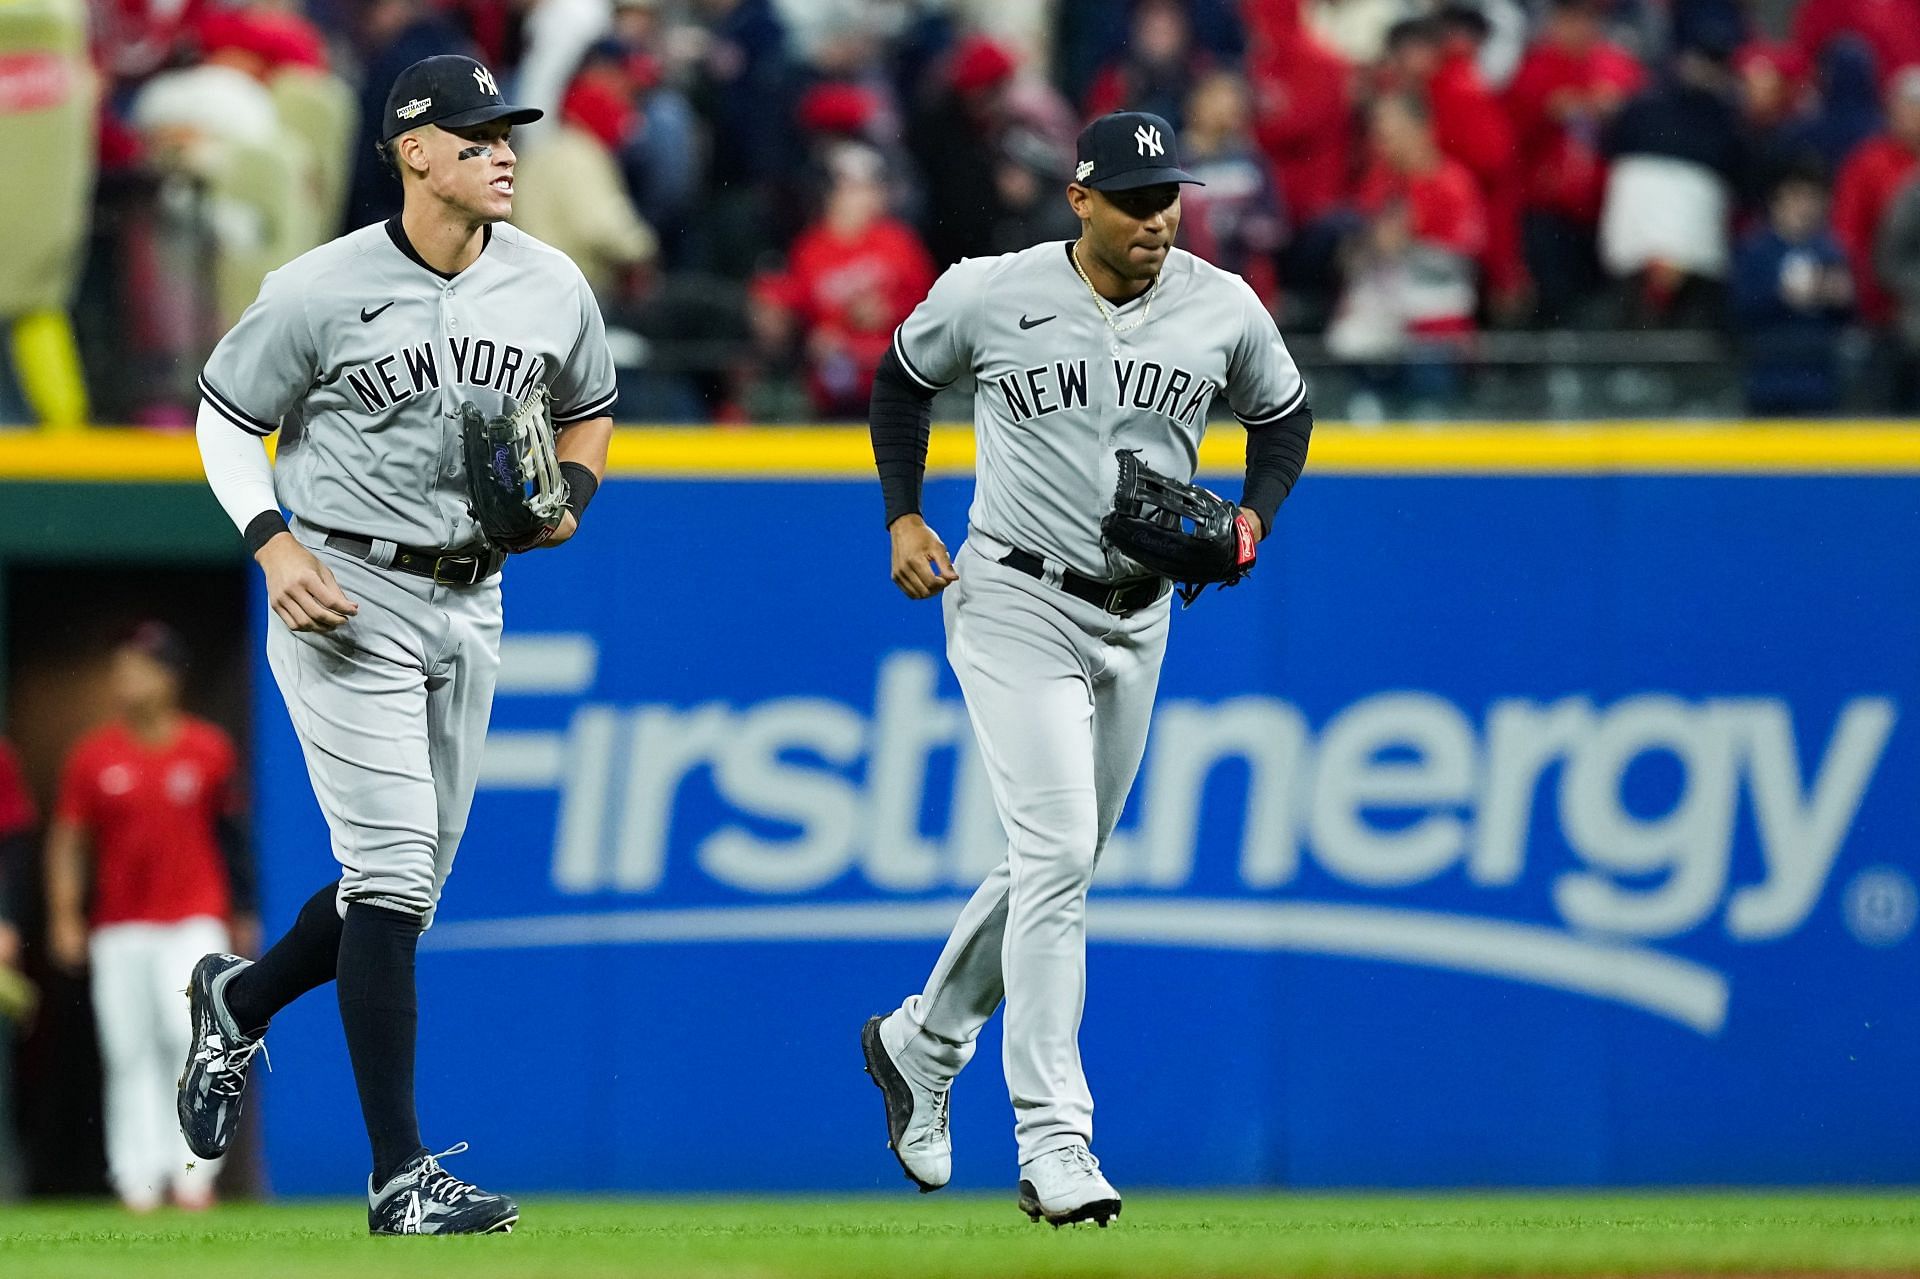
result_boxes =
[361,302,396,323]
[1018,314,1056,329]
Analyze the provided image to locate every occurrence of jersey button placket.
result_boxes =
[1095,320,1127,578]
[440,292,461,485]
[1096,324,1118,452]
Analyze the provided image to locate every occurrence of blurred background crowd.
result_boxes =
[0,0,1913,426]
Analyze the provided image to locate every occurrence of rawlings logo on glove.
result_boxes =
[1100,449,1256,606]
[459,385,569,554]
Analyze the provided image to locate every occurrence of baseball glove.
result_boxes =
[459,386,570,553]
[1100,449,1257,606]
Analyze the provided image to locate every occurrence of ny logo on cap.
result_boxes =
[472,64,498,96]
[1134,124,1163,157]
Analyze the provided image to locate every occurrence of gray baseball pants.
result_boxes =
[882,533,1169,1163]
[266,525,502,925]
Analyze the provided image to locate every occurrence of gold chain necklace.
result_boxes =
[1071,240,1160,336]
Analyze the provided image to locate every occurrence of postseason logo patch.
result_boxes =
[396,96,432,121]
[1076,160,1095,181]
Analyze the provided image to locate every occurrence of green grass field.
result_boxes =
[2,1193,1919,1279]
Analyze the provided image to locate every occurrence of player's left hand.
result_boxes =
[1239,507,1265,541]
[532,510,578,550]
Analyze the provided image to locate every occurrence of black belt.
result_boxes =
[998,547,1167,614]
[321,531,504,586]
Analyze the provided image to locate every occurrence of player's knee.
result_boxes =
[1008,797,1099,890]
[1008,789,1098,854]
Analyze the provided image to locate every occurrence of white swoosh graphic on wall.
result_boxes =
[420,898,1730,1035]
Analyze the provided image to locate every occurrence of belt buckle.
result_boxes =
[432,553,478,586]
[1104,584,1133,614]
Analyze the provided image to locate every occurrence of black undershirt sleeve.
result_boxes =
[869,344,938,528]
[1241,403,1313,535]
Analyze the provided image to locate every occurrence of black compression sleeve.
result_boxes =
[560,461,598,521]
[1241,403,1313,535]
[870,345,936,528]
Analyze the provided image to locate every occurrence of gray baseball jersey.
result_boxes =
[890,239,1306,579]
[200,219,617,549]
[205,217,614,925]
[875,238,1311,1168]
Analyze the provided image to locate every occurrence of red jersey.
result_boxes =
[1833,135,1920,326]
[1245,5,1352,228]
[1505,40,1645,223]
[55,717,238,928]
[1355,155,1489,258]
[1430,45,1527,297]
[0,739,35,841]
[755,217,936,414]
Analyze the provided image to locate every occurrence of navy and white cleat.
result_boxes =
[177,953,268,1161]
[368,1143,519,1236]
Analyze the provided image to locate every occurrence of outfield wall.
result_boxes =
[30,425,1911,1195]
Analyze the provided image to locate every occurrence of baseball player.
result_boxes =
[862,110,1312,1226]
[178,54,616,1235]
[44,623,253,1212]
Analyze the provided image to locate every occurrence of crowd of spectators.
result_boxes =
[51,0,1920,419]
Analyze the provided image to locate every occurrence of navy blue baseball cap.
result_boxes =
[381,54,543,143]
[118,619,189,673]
[1073,111,1204,191]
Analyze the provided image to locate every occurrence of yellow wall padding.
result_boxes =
[4,424,1920,480]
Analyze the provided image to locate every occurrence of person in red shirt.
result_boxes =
[1329,92,1485,407]
[45,623,255,1212]
[1505,0,1644,323]
[1353,96,1488,260]
[751,143,937,418]
[1243,0,1353,299]
[1834,66,1920,329]
[1342,91,1488,337]
[1379,12,1526,313]
[1433,6,1527,312]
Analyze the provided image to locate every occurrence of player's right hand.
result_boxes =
[258,533,360,632]
[889,514,959,600]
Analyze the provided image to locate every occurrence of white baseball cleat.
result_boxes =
[1018,1144,1122,1227]
[861,1014,952,1192]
